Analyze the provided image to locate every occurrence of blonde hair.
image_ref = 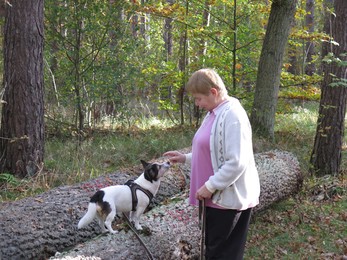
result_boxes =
[186,68,227,97]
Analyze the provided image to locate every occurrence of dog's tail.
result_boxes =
[78,202,97,229]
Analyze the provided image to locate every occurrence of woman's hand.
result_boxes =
[163,151,186,164]
[196,184,213,200]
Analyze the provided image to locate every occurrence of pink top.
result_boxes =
[189,110,224,209]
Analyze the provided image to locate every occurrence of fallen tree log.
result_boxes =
[0,160,186,260]
[0,149,302,260]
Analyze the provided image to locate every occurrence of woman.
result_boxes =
[164,68,260,260]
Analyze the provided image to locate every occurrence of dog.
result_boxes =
[78,160,170,234]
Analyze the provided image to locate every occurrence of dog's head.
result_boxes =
[141,160,170,183]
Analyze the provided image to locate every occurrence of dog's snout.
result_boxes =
[162,161,170,169]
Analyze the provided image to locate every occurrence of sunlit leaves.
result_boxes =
[279,72,322,101]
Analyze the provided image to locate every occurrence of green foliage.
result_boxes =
[322,52,347,88]
[0,171,55,201]
[322,52,347,66]
[41,0,272,127]
[44,0,139,126]
[329,78,347,88]
[0,173,19,186]
[279,72,322,101]
[39,0,330,130]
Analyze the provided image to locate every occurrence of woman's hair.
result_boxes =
[186,68,227,97]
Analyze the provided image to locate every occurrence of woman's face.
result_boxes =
[192,88,218,111]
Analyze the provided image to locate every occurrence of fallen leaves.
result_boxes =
[246,175,347,259]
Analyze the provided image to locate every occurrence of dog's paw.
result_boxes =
[135,224,143,230]
[101,226,107,233]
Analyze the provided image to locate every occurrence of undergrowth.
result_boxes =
[0,123,195,201]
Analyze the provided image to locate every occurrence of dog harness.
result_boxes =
[124,179,154,211]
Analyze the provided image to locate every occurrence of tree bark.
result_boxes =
[0,150,302,260]
[178,1,189,126]
[304,0,316,75]
[310,0,347,176]
[197,0,211,65]
[163,0,174,62]
[0,0,45,178]
[250,0,297,139]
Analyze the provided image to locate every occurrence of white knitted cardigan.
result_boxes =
[186,97,260,210]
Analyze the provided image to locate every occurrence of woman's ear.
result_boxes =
[210,88,218,96]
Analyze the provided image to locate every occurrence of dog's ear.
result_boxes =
[144,165,158,183]
[141,160,149,169]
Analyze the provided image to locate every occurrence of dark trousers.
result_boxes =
[205,207,252,260]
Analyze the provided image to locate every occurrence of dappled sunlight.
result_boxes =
[275,101,318,135]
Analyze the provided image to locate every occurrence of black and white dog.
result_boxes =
[78,160,170,234]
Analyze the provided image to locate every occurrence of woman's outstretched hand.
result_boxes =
[163,151,186,164]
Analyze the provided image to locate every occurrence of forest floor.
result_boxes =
[246,174,346,259]
[242,101,346,259]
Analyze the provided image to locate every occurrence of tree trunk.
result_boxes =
[178,1,189,125]
[304,0,316,75]
[163,0,174,62]
[0,150,302,260]
[310,0,347,176]
[232,0,237,90]
[250,0,297,139]
[163,0,174,101]
[0,0,45,178]
[73,17,85,134]
[198,0,211,65]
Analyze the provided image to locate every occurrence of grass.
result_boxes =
[0,122,196,201]
[274,100,320,170]
[0,101,346,258]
